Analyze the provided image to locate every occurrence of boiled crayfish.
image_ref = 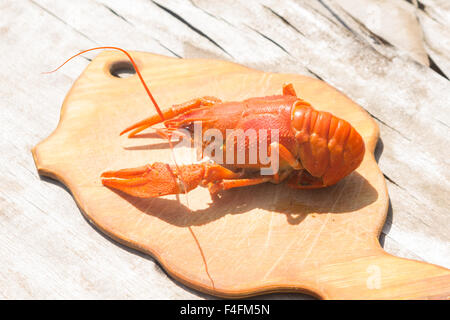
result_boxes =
[50,47,365,198]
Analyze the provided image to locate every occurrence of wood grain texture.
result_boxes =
[1,0,449,299]
[32,51,450,299]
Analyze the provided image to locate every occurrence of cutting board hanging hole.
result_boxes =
[109,60,136,78]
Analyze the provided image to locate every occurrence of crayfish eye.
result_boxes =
[181,122,195,133]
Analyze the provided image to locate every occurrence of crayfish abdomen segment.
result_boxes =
[291,101,365,187]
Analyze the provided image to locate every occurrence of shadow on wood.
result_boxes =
[108,171,378,227]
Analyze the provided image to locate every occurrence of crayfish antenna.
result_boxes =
[44,46,165,122]
[166,136,191,208]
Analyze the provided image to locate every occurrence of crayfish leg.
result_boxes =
[208,177,271,195]
[286,170,327,189]
[282,83,297,97]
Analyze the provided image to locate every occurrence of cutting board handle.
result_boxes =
[314,251,450,299]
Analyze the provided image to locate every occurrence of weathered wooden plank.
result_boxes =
[419,0,450,25]
[31,0,181,59]
[417,7,450,78]
[93,0,315,75]
[330,0,429,65]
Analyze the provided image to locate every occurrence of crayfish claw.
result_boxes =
[101,163,181,198]
[101,163,211,198]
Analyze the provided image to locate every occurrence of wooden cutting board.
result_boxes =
[32,51,450,299]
